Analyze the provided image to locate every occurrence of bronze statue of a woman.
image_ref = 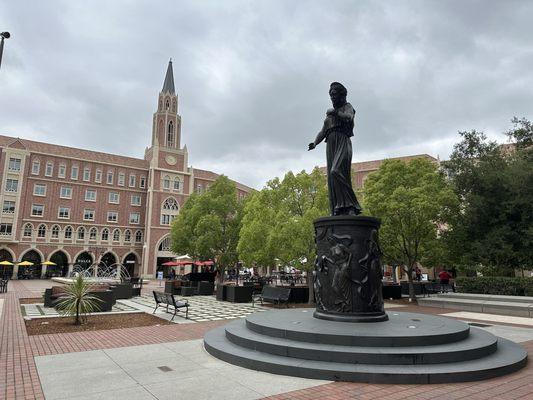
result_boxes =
[308,82,362,216]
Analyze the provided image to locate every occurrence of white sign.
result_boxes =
[157,271,164,280]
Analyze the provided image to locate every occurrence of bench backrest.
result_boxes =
[153,291,187,307]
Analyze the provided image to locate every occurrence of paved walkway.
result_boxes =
[2,280,533,399]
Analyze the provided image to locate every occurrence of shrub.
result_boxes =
[455,276,533,296]
[56,275,103,325]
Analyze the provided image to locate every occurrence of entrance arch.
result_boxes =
[74,251,93,271]
[50,250,69,277]
[123,252,138,277]
[0,248,14,278]
[20,250,42,279]
[100,252,117,269]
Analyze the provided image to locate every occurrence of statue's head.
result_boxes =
[329,82,347,108]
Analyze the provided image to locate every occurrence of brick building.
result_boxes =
[0,61,252,279]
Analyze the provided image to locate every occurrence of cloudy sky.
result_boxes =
[1,1,532,189]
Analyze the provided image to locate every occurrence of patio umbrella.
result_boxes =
[42,261,57,266]
[0,260,13,276]
[162,261,180,266]
[17,261,34,266]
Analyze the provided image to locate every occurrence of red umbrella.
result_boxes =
[162,261,180,266]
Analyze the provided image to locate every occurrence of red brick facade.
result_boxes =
[0,61,252,279]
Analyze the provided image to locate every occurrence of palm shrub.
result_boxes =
[56,275,103,325]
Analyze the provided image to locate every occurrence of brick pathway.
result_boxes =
[1,280,533,400]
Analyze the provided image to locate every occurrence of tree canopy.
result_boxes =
[363,158,458,298]
[170,175,244,281]
[443,118,533,276]
[238,168,328,302]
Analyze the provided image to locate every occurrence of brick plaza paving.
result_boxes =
[1,279,532,399]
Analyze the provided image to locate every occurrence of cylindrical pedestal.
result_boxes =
[313,215,387,322]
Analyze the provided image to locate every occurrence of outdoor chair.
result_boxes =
[0,279,8,293]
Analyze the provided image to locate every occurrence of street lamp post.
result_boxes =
[0,32,11,70]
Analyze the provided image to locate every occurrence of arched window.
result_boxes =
[163,175,171,190]
[172,99,176,112]
[37,224,46,238]
[23,223,33,237]
[173,177,181,191]
[101,228,109,241]
[161,197,180,225]
[64,226,73,239]
[159,236,171,251]
[167,121,174,147]
[135,230,143,243]
[165,99,170,110]
[124,229,131,242]
[113,229,120,242]
[89,227,97,240]
[77,227,85,240]
[51,225,60,239]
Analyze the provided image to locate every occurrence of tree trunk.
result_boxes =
[75,299,80,325]
[407,264,416,302]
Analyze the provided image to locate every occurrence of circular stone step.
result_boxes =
[245,309,470,347]
[225,319,498,365]
[204,326,527,384]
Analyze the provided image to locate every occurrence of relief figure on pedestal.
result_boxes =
[358,229,384,311]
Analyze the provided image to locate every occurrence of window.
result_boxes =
[129,212,140,224]
[124,229,131,242]
[71,165,79,180]
[45,162,53,177]
[140,176,146,188]
[131,194,141,206]
[107,211,118,223]
[196,184,203,194]
[77,227,85,240]
[58,206,70,219]
[60,186,72,199]
[23,223,32,237]
[5,179,18,192]
[106,170,113,184]
[135,230,143,243]
[51,225,60,239]
[83,209,94,221]
[163,176,170,190]
[64,226,73,239]
[2,200,15,214]
[58,164,66,178]
[167,121,174,147]
[112,229,120,242]
[89,227,97,240]
[8,157,21,171]
[118,172,125,186]
[173,178,181,191]
[159,236,171,251]
[0,223,13,236]
[83,167,91,181]
[161,197,179,225]
[31,204,44,217]
[95,169,102,183]
[85,189,97,201]
[37,224,46,238]
[33,183,46,196]
[160,214,172,225]
[101,228,109,241]
[129,174,136,187]
[108,192,120,204]
[32,160,40,175]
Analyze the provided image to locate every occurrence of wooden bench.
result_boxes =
[254,286,291,308]
[152,291,189,321]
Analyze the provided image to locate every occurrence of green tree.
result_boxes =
[363,158,458,300]
[444,119,533,276]
[170,175,244,284]
[56,275,102,325]
[238,168,328,304]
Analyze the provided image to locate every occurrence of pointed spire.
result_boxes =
[162,59,175,94]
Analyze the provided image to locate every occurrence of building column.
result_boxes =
[67,264,74,277]
[12,264,19,280]
[116,264,122,281]
[41,265,47,279]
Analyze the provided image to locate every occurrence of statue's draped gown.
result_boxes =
[322,102,362,215]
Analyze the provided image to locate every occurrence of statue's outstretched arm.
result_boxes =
[308,128,326,150]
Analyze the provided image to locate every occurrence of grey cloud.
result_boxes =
[1,0,532,188]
